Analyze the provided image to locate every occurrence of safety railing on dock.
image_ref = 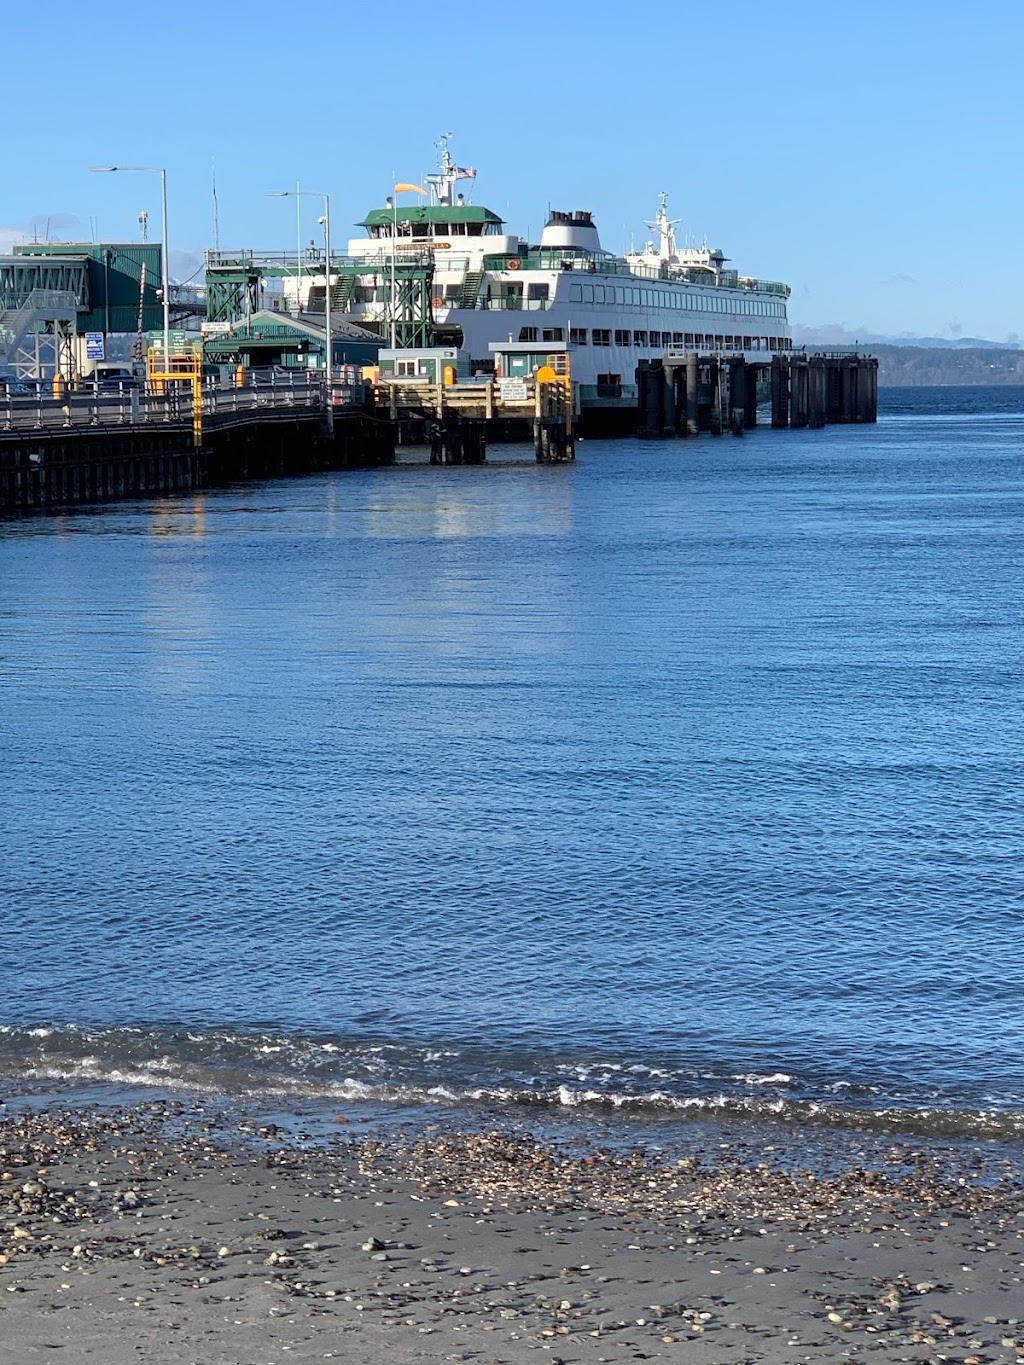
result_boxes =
[0,373,366,437]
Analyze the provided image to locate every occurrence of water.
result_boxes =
[3,386,1024,1143]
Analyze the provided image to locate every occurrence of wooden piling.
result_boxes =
[708,359,723,435]
[685,354,700,436]
[771,356,789,428]
[807,359,827,429]
[744,365,759,429]
[790,358,809,429]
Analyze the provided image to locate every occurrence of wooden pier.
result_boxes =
[0,380,394,515]
[637,351,877,438]
[375,376,575,464]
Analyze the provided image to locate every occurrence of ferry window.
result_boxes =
[684,333,694,345]
[570,327,588,345]
[542,327,564,342]
[592,328,611,346]
[714,335,724,347]
[694,335,704,347]
[570,284,583,303]
[673,333,684,345]
[527,282,550,300]
[743,336,752,349]
[583,285,594,303]
[616,287,625,304]
[519,327,539,342]
[594,286,606,304]
[633,330,647,346]
[614,329,631,346]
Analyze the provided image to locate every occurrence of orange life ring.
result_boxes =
[507,257,521,271]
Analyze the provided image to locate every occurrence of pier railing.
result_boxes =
[0,372,366,437]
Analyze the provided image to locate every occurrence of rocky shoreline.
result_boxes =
[2,1101,1023,1363]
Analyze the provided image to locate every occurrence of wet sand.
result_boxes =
[1,1102,1023,1363]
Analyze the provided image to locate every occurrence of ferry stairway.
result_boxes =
[330,277,353,312]
[457,270,483,309]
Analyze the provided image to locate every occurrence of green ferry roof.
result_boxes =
[359,204,503,228]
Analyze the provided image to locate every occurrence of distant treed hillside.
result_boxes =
[866,345,1024,386]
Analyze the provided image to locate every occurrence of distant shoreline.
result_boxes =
[828,344,1024,387]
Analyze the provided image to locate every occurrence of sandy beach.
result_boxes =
[1,1101,1022,1364]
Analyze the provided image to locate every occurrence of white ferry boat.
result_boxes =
[293,139,793,421]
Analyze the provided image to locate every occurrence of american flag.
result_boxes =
[455,166,477,181]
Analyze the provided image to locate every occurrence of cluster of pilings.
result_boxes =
[637,356,757,438]
[771,354,877,427]
[424,414,574,465]
[637,352,877,438]
[533,416,575,462]
[429,416,486,465]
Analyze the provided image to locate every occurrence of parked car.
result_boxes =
[94,369,142,393]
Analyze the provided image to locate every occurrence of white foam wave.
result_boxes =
[733,1072,794,1086]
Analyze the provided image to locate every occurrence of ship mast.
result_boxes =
[426,132,458,207]
[645,192,681,264]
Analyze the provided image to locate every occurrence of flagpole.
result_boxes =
[390,193,397,349]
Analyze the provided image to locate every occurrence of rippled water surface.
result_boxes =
[3,387,1024,1135]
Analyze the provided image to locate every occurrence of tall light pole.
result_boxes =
[267,189,332,431]
[90,165,170,365]
[386,195,397,349]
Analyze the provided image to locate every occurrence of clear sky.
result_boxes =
[1,0,1020,341]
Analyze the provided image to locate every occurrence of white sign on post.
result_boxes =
[499,378,528,401]
[85,332,105,361]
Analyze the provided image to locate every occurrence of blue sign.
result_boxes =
[85,332,105,361]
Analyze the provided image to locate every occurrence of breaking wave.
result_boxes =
[2,1023,1023,1141]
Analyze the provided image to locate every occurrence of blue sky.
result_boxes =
[2,0,1020,340]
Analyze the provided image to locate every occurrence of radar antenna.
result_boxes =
[644,191,682,263]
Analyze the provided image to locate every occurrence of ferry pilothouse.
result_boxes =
[296,139,793,419]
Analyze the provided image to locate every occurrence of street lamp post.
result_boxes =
[267,189,333,433]
[90,165,170,365]
[386,195,397,349]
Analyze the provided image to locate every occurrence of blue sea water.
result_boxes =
[2,386,1024,1140]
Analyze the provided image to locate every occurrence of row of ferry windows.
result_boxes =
[519,326,792,350]
[567,282,785,317]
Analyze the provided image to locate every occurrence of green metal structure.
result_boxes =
[0,254,90,311]
[5,243,165,333]
[204,251,436,349]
